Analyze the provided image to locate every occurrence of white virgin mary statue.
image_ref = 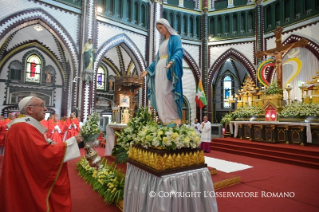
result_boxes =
[141,19,184,126]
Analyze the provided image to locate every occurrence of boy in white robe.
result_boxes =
[199,116,211,153]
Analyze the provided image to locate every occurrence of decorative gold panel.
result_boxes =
[265,128,272,141]
[254,128,261,140]
[244,126,250,139]
[291,130,301,144]
[128,146,205,171]
[277,129,286,142]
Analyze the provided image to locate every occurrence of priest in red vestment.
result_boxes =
[0,96,83,212]
[0,113,15,155]
[64,112,80,141]
[49,114,64,144]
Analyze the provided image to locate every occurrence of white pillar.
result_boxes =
[227,0,234,8]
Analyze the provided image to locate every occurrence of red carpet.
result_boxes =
[206,149,319,212]
[211,138,319,169]
[2,146,318,212]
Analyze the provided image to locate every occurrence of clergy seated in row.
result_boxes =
[49,114,64,143]
[64,113,80,141]
[0,96,83,211]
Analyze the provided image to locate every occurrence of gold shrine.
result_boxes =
[304,71,319,104]
[112,75,144,123]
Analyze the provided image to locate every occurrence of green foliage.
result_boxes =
[232,106,263,117]
[81,112,100,142]
[112,106,201,163]
[264,81,282,95]
[77,157,125,205]
[280,102,319,117]
[112,107,154,163]
[220,113,234,124]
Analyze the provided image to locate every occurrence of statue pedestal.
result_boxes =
[83,69,94,82]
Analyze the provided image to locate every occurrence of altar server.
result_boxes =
[199,116,212,153]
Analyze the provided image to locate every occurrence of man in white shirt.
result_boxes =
[198,116,211,153]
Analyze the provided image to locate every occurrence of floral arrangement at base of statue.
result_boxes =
[80,112,102,168]
[112,107,201,164]
[280,102,319,117]
[77,157,125,205]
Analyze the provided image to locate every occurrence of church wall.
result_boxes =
[209,41,255,69]
[97,22,147,60]
[0,48,63,116]
[182,43,201,69]
[265,20,319,50]
[0,0,81,48]
[182,66,196,124]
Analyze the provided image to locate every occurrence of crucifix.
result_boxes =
[256,26,309,89]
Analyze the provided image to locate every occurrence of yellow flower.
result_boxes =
[163,137,168,143]
[195,137,199,142]
[171,133,178,139]
[191,132,196,136]
[111,188,117,193]
[158,131,163,136]
[185,137,190,142]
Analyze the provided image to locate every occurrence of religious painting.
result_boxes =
[97,66,105,90]
[119,94,130,108]
[26,55,41,83]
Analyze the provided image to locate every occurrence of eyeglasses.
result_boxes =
[29,104,46,108]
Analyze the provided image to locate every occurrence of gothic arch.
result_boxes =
[0,8,79,111]
[267,34,319,82]
[207,48,256,121]
[0,42,65,84]
[183,48,200,84]
[94,33,146,75]
[0,8,78,73]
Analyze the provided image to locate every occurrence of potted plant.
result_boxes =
[262,81,283,100]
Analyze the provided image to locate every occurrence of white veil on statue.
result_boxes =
[156,18,178,36]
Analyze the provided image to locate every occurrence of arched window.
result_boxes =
[183,15,188,36]
[97,66,106,90]
[190,16,194,37]
[176,13,181,34]
[223,76,232,108]
[26,54,41,83]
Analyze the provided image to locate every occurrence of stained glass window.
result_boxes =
[97,66,105,90]
[26,55,41,83]
[223,76,232,108]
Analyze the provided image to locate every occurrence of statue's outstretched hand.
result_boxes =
[141,71,148,77]
[165,61,173,69]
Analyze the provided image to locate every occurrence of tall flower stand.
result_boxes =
[122,145,218,212]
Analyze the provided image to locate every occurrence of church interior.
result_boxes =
[0,0,319,212]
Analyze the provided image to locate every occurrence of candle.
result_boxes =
[241,89,243,91]
[287,84,290,87]
[295,97,297,100]
[262,87,265,90]
[317,79,319,83]
[301,82,305,86]
[310,96,312,99]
